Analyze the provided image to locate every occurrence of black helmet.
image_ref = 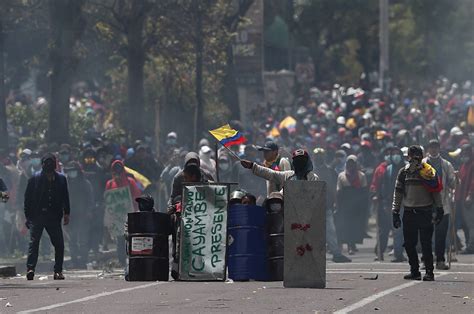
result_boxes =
[135,194,154,212]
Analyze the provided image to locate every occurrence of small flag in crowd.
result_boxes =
[209,124,247,147]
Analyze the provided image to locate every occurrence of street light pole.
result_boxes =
[379,0,389,92]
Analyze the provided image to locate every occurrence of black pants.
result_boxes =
[403,210,434,272]
[27,218,64,273]
[434,214,450,262]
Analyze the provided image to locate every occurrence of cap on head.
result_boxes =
[292,149,309,159]
[136,194,154,212]
[257,141,278,152]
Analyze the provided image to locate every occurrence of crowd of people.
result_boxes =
[0,77,473,275]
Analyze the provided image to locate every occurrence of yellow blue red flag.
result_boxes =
[209,124,247,147]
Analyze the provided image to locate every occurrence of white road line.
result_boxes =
[333,273,448,314]
[18,281,166,314]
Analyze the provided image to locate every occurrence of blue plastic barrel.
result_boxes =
[227,204,267,281]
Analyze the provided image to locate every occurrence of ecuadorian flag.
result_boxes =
[209,124,247,147]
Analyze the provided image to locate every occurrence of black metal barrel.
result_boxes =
[127,212,171,281]
[266,204,284,281]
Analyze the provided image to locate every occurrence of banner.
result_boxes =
[179,184,229,281]
[104,186,134,239]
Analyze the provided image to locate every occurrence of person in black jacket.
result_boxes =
[24,153,71,280]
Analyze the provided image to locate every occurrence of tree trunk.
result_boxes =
[48,0,85,144]
[126,5,146,141]
[0,20,8,151]
[223,44,240,120]
[193,1,204,149]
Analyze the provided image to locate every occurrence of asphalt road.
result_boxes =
[1,239,473,313]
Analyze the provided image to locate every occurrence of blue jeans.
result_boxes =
[326,209,342,256]
[27,218,64,272]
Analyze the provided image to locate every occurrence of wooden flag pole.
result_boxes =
[215,143,220,182]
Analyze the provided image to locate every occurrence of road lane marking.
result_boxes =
[333,273,448,314]
[18,281,167,313]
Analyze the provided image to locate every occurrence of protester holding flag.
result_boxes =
[392,145,444,281]
[256,141,291,196]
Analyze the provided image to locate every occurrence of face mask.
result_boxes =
[429,153,440,159]
[31,158,41,168]
[384,155,391,164]
[391,155,402,164]
[269,203,282,211]
[166,139,177,146]
[67,171,78,179]
[219,162,230,171]
[60,154,70,163]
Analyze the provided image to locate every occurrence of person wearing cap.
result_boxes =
[313,148,352,263]
[392,145,444,281]
[64,162,94,269]
[257,141,291,196]
[456,144,474,254]
[425,139,456,269]
[240,149,319,187]
[24,153,71,280]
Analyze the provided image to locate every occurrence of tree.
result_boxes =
[47,0,86,144]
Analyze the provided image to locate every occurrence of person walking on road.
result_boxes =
[425,139,456,269]
[392,145,444,281]
[24,153,71,280]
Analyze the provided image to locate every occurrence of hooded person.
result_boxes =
[335,155,368,255]
[199,145,216,179]
[167,152,215,210]
[105,160,142,266]
[105,160,142,211]
[24,153,71,281]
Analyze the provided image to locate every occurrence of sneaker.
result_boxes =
[348,248,355,255]
[391,256,407,263]
[423,271,435,281]
[53,272,65,280]
[436,261,449,270]
[26,270,35,281]
[374,256,384,261]
[403,271,421,280]
[333,254,352,263]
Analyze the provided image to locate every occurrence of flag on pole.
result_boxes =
[209,124,247,147]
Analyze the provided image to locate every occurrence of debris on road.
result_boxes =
[38,276,48,281]
[364,274,378,280]
[5,302,12,307]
